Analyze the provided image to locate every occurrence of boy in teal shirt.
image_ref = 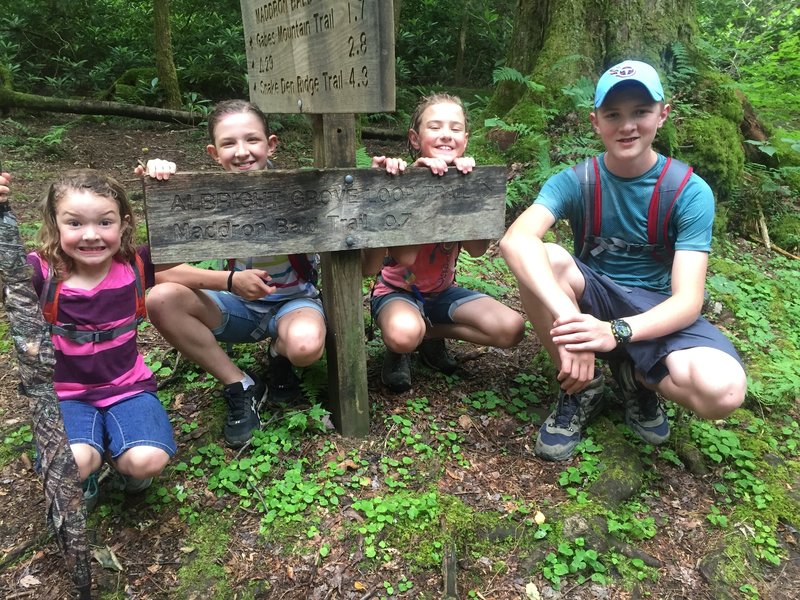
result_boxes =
[500,60,746,461]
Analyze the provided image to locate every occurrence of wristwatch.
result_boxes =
[610,319,633,346]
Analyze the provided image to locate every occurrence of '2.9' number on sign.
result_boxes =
[349,66,368,88]
[348,32,367,57]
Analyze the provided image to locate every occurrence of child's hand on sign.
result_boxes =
[371,155,407,175]
[135,159,177,180]
[412,155,475,176]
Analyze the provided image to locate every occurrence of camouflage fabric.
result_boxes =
[0,211,92,599]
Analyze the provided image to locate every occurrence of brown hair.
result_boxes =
[206,99,271,144]
[407,92,468,159]
[38,169,136,279]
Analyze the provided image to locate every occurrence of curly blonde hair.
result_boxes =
[37,169,136,280]
[407,92,468,159]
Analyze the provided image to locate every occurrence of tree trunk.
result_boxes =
[454,11,470,86]
[153,0,182,110]
[490,0,696,115]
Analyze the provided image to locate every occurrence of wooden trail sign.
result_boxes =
[143,166,507,436]
[241,0,395,113]
[144,167,507,264]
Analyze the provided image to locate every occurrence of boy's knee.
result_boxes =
[692,373,747,420]
[544,243,574,274]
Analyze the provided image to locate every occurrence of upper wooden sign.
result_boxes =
[143,167,507,264]
[241,0,395,114]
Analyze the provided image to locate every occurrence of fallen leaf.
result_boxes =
[337,459,359,471]
[354,581,366,591]
[93,546,124,571]
[526,582,541,600]
[179,546,196,554]
[458,414,473,429]
[685,519,703,530]
[147,565,161,574]
[286,565,295,580]
[445,468,463,481]
[534,511,546,525]
[19,575,41,588]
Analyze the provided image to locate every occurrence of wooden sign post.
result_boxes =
[144,1,508,437]
[239,0,394,436]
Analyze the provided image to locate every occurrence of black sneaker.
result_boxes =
[381,350,412,393]
[418,338,458,375]
[222,375,267,448]
[535,373,605,461]
[610,359,670,445]
[268,353,302,404]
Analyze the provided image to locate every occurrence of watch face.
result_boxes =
[613,319,632,343]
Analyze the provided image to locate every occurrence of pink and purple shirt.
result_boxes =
[27,247,157,407]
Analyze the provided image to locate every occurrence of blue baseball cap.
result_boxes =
[594,60,664,108]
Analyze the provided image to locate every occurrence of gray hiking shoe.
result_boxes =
[535,373,605,461]
[222,374,267,448]
[381,350,412,393]
[112,473,153,494]
[83,473,99,513]
[418,338,458,375]
[611,359,670,445]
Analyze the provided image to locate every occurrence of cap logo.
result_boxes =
[609,65,636,79]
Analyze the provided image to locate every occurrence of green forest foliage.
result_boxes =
[697,0,800,128]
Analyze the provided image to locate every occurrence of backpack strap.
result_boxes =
[131,252,147,322]
[574,155,693,261]
[573,156,602,260]
[42,255,147,344]
[288,254,319,287]
[647,157,693,260]
[39,260,59,325]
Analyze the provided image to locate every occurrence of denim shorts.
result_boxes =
[371,285,486,325]
[60,392,176,459]
[205,291,324,342]
[575,258,744,385]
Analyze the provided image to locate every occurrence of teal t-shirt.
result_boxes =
[535,153,714,294]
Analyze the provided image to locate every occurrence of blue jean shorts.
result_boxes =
[371,285,486,325]
[205,291,324,342]
[575,258,744,385]
[60,392,176,460]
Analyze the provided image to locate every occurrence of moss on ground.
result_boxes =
[174,514,234,600]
